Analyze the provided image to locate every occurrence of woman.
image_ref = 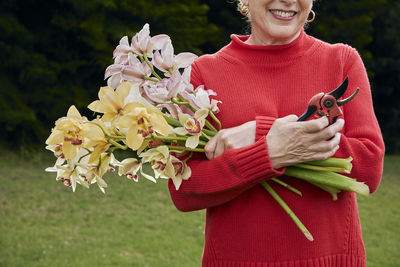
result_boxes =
[168,0,385,266]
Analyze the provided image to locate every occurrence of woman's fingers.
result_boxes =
[213,134,226,158]
[310,119,344,142]
[301,116,330,133]
[307,133,341,153]
[204,135,218,160]
[204,121,257,160]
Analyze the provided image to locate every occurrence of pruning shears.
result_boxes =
[297,77,359,125]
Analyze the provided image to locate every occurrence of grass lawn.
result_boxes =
[0,150,399,266]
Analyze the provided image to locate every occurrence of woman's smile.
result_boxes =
[269,9,297,21]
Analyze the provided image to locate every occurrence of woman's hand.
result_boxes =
[266,115,344,169]
[204,121,256,159]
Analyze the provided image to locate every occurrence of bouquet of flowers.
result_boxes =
[45,24,369,241]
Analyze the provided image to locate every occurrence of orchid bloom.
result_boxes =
[166,69,186,99]
[113,36,132,64]
[117,158,156,183]
[104,64,125,89]
[88,82,133,123]
[140,146,174,180]
[142,78,170,103]
[173,108,209,149]
[46,105,91,160]
[121,54,152,85]
[79,152,117,193]
[84,119,112,164]
[117,103,169,151]
[191,86,221,113]
[152,41,198,74]
[131,23,170,57]
[118,158,142,182]
[169,155,191,190]
[45,148,89,192]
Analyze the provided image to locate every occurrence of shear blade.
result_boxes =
[337,88,359,106]
[327,77,349,100]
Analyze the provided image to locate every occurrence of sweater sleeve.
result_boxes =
[255,116,276,141]
[168,137,285,212]
[167,61,285,212]
[335,47,385,193]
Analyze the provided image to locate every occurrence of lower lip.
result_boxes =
[270,11,296,21]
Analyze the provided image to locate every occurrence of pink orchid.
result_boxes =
[131,23,170,57]
[182,86,221,113]
[121,54,152,84]
[104,64,125,88]
[165,69,186,99]
[143,79,170,103]
[152,42,198,74]
[113,36,132,64]
[181,66,194,93]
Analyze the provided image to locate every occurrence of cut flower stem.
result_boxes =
[261,181,314,242]
[284,166,369,196]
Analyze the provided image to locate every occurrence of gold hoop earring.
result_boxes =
[239,1,250,16]
[307,10,315,23]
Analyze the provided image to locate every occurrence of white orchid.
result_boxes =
[173,108,209,149]
[131,23,170,57]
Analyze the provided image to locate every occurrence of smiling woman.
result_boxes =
[240,0,313,45]
[167,0,385,266]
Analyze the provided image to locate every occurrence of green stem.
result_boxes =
[171,98,189,105]
[163,115,181,127]
[202,129,217,137]
[201,131,211,141]
[294,163,348,174]
[146,135,207,146]
[144,76,160,83]
[204,120,218,132]
[78,152,91,163]
[109,139,128,150]
[143,52,162,81]
[284,166,369,196]
[209,111,222,131]
[177,94,196,112]
[260,181,314,241]
[270,178,302,196]
[165,145,205,153]
[303,157,353,173]
[307,181,340,201]
[183,152,194,163]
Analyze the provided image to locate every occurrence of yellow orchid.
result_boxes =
[77,152,118,193]
[84,119,112,164]
[117,103,169,151]
[140,146,174,180]
[117,158,142,182]
[46,105,90,160]
[173,108,209,149]
[88,82,132,122]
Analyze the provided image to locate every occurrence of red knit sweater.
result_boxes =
[168,30,385,266]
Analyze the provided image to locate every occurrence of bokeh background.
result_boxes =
[0,0,399,266]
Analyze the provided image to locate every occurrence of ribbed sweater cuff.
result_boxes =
[233,136,285,180]
[255,116,276,141]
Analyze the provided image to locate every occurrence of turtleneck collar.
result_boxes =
[219,29,319,64]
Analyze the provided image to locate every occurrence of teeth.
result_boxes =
[270,10,296,18]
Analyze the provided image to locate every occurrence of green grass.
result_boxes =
[0,150,399,266]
